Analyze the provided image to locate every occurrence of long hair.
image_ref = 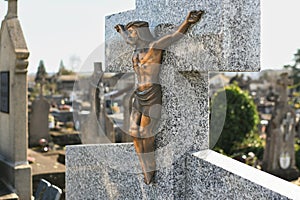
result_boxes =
[125,21,155,42]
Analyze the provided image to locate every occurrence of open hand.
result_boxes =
[186,10,204,24]
[114,24,125,33]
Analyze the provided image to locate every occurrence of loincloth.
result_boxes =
[132,84,162,119]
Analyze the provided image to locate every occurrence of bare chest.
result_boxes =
[132,49,162,70]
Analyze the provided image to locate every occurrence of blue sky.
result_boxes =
[0,0,300,73]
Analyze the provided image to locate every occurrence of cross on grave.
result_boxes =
[66,0,262,199]
[263,74,299,181]
[277,73,293,103]
[105,0,259,194]
[5,0,18,19]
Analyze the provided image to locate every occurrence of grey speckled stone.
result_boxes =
[66,147,300,199]
[66,71,209,199]
[105,0,260,72]
[66,144,192,199]
[186,150,300,200]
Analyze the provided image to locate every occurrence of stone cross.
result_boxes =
[105,0,260,186]
[277,73,293,103]
[5,0,18,19]
[66,0,261,199]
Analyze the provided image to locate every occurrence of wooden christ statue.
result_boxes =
[115,10,204,184]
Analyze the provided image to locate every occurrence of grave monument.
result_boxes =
[29,98,50,147]
[263,73,299,180]
[29,82,50,147]
[0,0,31,199]
[66,0,300,199]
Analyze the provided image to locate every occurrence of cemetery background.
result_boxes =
[1,0,300,199]
[25,54,300,198]
[19,58,300,199]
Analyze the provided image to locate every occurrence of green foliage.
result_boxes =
[295,139,300,170]
[284,49,300,91]
[234,131,265,160]
[214,131,265,168]
[211,84,260,155]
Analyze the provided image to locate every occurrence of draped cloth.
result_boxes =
[132,84,162,119]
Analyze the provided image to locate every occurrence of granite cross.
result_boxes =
[66,0,260,198]
[114,10,204,184]
[106,0,260,186]
[105,0,260,182]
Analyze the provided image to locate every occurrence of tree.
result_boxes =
[284,49,300,90]
[210,84,259,155]
[34,60,48,97]
[35,60,47,83]
[58,60,75,75]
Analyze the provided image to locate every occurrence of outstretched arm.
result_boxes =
[115,24,135,46]
[151,10,204,50]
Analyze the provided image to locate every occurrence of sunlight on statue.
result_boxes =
[115,10,204,184]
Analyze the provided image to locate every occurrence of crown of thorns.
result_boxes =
[125,21,149,29]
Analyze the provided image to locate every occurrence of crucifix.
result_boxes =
[115,10,204,184]
[104,0,260,188]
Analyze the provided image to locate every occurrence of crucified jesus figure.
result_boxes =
[115,10,204,184]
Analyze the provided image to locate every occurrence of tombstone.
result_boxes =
[66,0,300,199]
[263,73,299,180]
[29,98,50,147]
[0,0,32,199]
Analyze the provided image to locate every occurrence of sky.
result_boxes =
[0,0,300,73]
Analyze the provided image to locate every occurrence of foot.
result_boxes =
[144,171,155,185]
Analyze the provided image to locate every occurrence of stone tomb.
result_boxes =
[0,0,31,199]
[66,0,300,199]
[263,73,299,180]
